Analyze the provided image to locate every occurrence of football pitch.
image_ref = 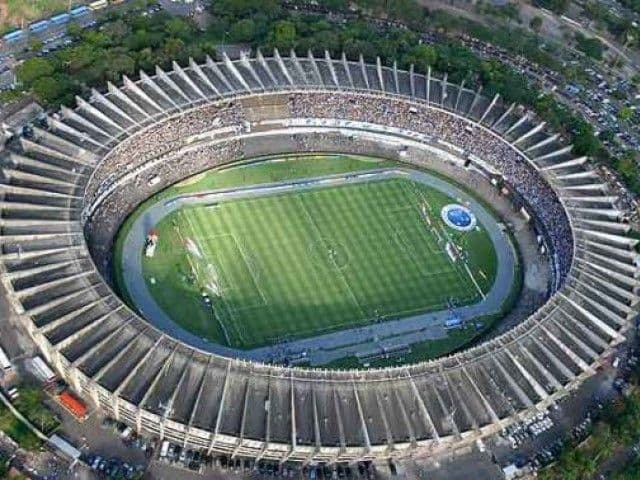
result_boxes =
[141,174,497,349]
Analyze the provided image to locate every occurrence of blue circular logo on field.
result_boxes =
[441,204,477,231]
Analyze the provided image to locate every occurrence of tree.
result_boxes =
[81,30,112,48]
[402,44,438,74]
[530,16,543,33]
[319,0,348,9]
[63,44,103,75]
[135,47,156,72]
[575,33,605,60]
[125,29,163,51]
[16,57,55,86]
[102,19,131,43]
[104,53,136,82]
[165,17,193,41]
[32,75,71,106]
[66,22,83,39]
[619,107,634,121]
[271,21,297,50]
[229,18,256,43]
[0,455,8,479]
[598,129,615,143]
[343,38,377,62]
[28,38,43,52]
[163,37,187,62]
[572,122,600,156]
[310,29,341,55]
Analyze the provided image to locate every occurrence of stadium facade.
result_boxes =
[0,50,637,463]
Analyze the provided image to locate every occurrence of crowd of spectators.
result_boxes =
[289,92,573,280]
[85,101,246,206]
[79,88,578,281]
[87,139,244,272]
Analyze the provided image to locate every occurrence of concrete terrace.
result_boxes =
[0,51,636,464]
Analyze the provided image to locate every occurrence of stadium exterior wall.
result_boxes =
[0,53,636,464]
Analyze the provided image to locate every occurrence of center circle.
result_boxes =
[308,238,350,270]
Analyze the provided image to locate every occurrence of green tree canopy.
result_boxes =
[229,19,256,43]
[402,44,438,74]
[530,16,543,33]
[16,57,55,86]
[271,21,297,50]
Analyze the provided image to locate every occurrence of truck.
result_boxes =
[58,390,88,419]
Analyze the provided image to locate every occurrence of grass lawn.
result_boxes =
[0,403,42,451]
[14,387,59,435]
[1,0,69,32]
[140,175,497,349]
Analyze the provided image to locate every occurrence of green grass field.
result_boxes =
[139,167,497,349]
[113,155,399,306]
[1,0,70,32]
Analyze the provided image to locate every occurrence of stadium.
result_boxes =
[0,50,637,464]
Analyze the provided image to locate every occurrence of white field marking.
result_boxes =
[384,207,444,257]
[385,219,452,279]
[197,221,475,342]
[229,235,269,306]
[383,187,450,263]
[201,239,479,342]
[173,212,232,345]
[221,256,478,342]
[444,241,484,301]
[198,233,269,311]
[209,299,231,347]
[444,236,478,295]
[201,236,233,293]
[296,195,366,318]
[183,211,248,346]
[196,233,269,312]
[463,262,486,300]
[255,294,473,341]
[426,200,485,300]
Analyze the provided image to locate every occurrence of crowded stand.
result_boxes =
[85,90,573,282]
[288,92,573,280]
[84,101,246,206]
[87,138,245,271]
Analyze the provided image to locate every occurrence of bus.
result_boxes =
[28,20,50,33]
[50,13,71,26]
[0,345,12,373]
[89,0,108,10]
[70,6,91,17]
[2,30,26,44]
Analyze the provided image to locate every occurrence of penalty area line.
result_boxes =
[463,262,485,300]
